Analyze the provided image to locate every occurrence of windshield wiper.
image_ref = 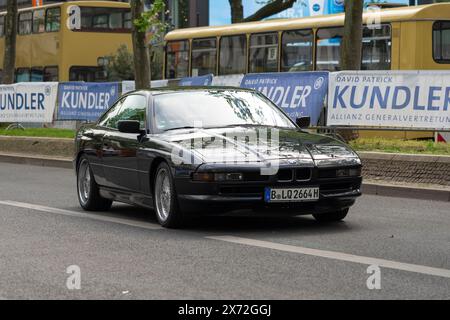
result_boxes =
[164,126,197,132]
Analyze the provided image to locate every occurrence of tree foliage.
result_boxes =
[105,45,134,82]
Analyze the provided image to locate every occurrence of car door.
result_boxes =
[101,94,149,192]
[91,98,125,187]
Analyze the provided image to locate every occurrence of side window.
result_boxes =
[114,95,147,129]
[281,29,313,72]
[362,24,391,70]
[166,40,190,79]
[44,66,58,81]
[46,7,60,32]
[249,32,279,73]
[219,35,247,75]
[433,21,450,63]
[15,68,31,82]
[33,9,45,33]
[78,7,131,32]
[18,12,32,35]
[316,27,343,71]
[98,99,124,128]
[98,95,147,130]
[31,67,44,82]
[191,38,217,76]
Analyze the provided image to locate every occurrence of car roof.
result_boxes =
[128,86,256,96]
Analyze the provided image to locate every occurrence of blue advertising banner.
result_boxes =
[57,82,119,121]
[240,72,329,125]
[179,74,213,86]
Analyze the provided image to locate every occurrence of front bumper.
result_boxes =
[174,166,362,216]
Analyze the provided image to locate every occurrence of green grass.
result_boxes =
[350,138,450,155]
[0,128,76,139]
[0,128,449,155]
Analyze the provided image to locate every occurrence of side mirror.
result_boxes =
[296,116,311,129]
[118,120,141,134]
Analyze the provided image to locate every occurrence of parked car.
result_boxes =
[74,88,362,228]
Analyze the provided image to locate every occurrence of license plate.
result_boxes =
[264,187,320,203]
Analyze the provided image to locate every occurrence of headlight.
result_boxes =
[192,172,244,182]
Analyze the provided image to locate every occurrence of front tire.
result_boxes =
[313,209,349,223]
[77,156,112,211]
[153,162,184,228]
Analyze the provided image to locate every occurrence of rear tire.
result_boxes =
[153,162,184,228]
[77,156,112,211]
[313,209,349,223]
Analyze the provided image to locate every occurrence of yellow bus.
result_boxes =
[0,0,132,82]
[163,3,450,79]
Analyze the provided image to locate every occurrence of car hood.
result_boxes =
[157,126,360,167]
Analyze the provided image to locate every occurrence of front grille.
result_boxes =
[296,168,311,181]
[277,169,293,182]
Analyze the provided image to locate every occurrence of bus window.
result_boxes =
[79,7,131,32]
[70,66,104,82]
[31,67,44,82]
[433,21,450,63]
[316,27,343,71]
[15,68,31,82]
[362,25,391,70]
[191,38,217,76]
[249,33,278,73]
[166,40,189,79]
[281,29,313,72]
[0,16,4,37]
[46,7,60,32]
[219,35,246,75]
[33,9,45,33]
[124,12,132,29]
[44,66,58,81]
[18,12,32,35]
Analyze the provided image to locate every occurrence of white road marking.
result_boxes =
[3,200,450,280]
[207,236,450,279]
[0,200,162,230]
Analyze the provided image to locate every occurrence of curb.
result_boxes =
[362,182,450,202]
[0,152,448,202]
[0,153,73,169]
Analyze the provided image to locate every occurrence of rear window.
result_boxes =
[433,21,450,63]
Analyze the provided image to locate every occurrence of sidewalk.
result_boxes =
[0,151,448,202]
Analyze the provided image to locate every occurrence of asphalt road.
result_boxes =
[0,162,449,300]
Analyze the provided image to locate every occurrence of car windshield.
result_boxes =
[153,90,295,131]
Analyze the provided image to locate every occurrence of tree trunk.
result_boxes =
[229,0,244,23]
[131,0,151,90]
[2,0,17,84]
[340,0,363,70]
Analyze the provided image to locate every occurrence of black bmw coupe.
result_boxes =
[74,88,362,228]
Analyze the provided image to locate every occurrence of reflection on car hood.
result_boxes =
[158,126,360,166]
